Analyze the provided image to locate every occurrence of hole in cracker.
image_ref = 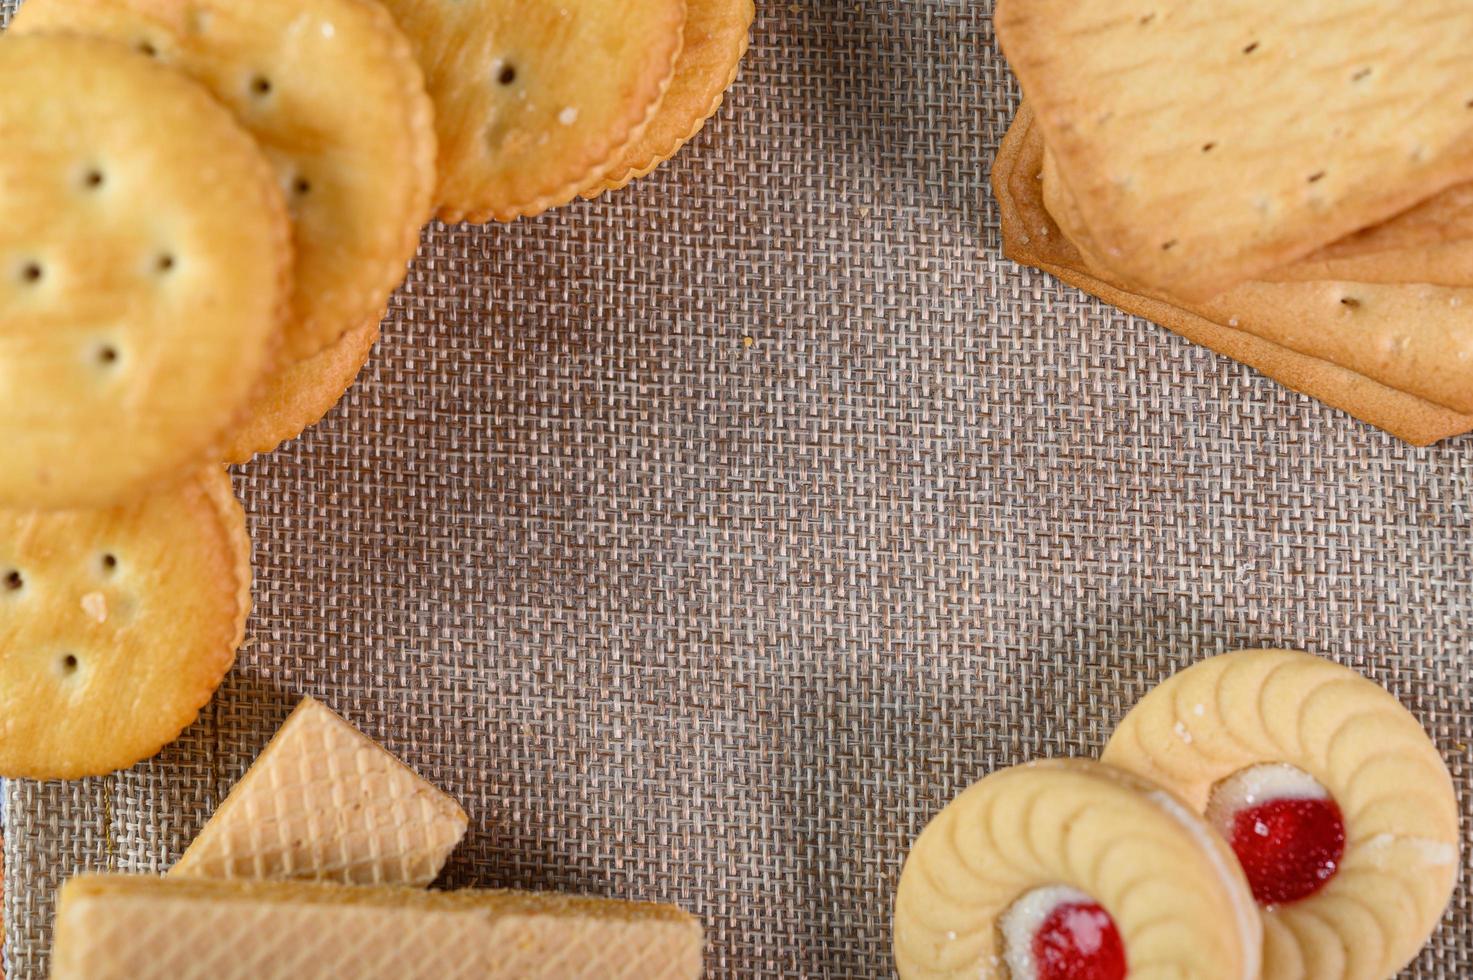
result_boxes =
[1201,141,1217,153]
[1466,99,1473,109]
[1139,12,1156,25]
[1351,67,1372,82]
[293,176,312,196]
[1340,296,1361,309]
[96,344,120,366]
[1242,41,1259,54]
[1307,170,1326,183]
[20,262,43,284]
[60,654,79,675]
[82,169,106,190]
[156,252,177,273]
[498,64,517,86]
[250,74,273,97]
[3,570,22,591]
[1160,239,1178,251]
[137,40,158,57]
[101,553,118,573]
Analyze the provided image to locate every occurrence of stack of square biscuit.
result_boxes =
[992,0,1473,445]
[0,0,754,783]
[48,697,703,978]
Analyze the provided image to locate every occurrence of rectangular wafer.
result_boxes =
[51,875,703,980]
[992,106,1473,446]
[170,697,467,886]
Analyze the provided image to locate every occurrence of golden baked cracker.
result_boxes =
[172,696,468,886]
[0,467,251,780]
[993,107,1473,446]
[0,34,288,510]
[13,0,435,363]
[1042,146,1473,413]
[378,0,687,222]
[587,0,753,196]
[995,0,1473,299]
[225,316,380,463]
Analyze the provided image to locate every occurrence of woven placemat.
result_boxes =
[4,2,1472,976]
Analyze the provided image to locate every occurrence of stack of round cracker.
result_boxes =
[0,0,754,779]
[992,0,1473,447]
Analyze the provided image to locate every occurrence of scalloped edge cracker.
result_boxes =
[11,0,435,363]
[587,0,753,196]
[379,0,687,222]
[225,315,380,464]
[0,34,289,509]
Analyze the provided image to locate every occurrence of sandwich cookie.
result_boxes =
[893,759,1260,980]
[1103,649,1459,979]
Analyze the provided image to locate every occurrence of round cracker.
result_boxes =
[13,0,436,362]
[588,0,753,196]
[224,315,380,463]
[378,0,687,222]
[0,34,289,510]
[0,467,251,779]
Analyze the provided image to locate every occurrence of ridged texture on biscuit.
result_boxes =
[995,0,1473,298]
[51,875,704,980]
[893,759,1260,980]
[171,696,467,886]
[1103,649,1460,980]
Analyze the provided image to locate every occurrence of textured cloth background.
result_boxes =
[4,1,1472,976]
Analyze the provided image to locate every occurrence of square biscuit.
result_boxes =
[996,0,1473,298]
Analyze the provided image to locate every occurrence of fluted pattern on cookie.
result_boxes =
[893,760,1258,980]
[1103,649,1459,980]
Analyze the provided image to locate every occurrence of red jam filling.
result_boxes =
[1031,901,1127,980]
[1228,796,1346,905]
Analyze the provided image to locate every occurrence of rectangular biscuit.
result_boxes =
[992,106,1473,446]
[1037,129,1473,414]
[996,0,1473,299]
[51,875,704,980]
[171,697,467,886]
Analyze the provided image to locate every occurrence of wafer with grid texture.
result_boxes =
[52,875,703,980]
[171,696,466,886]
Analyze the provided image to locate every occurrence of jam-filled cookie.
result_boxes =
[893,759,1260,980]
[1103,649,1459,979]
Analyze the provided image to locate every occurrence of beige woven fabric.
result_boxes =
[4,2,1472,977]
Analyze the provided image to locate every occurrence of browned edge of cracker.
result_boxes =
[991,106,1473,448]
[224,316,381,465]
[438,2,689,223]
[586,0,754,197]
[339,0,436,336]
[114,466,252,777]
